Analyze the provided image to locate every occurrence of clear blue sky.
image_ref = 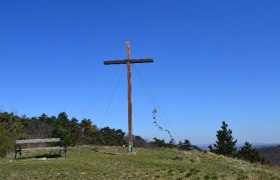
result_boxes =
[1,0,280,144]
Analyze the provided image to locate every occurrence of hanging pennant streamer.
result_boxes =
[152,109,174,140]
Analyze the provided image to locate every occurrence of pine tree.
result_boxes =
[237,141,267,164]
[178,139,192,150]
[209,121,237,157]
[152,138,167,147]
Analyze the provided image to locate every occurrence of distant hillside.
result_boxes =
[258,145,280,166]
[0,146,280,179]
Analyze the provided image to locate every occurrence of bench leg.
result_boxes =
[19,146,22,159]
[14,146,17,159]
[64,149,66,157]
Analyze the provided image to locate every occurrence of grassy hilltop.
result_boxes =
[1,146,280,179]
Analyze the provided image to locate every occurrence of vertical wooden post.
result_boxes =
[104,41,153,154]
[126,40,133,153]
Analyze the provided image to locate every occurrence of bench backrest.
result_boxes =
[15,138,61,145]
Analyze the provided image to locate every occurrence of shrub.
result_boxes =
[237,141,267,164]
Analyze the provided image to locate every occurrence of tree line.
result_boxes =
[0,111,181,157]
[0,111,267,165]
[0,111,126,157]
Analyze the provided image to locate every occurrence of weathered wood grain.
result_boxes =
[104,58,154,65]
[21,146,65,152]
[15,138,60,145]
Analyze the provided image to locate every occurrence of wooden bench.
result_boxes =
[14,138,67,159]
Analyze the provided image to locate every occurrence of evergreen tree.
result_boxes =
[53,112,72,145]
[79,119,98,145]
[237,142,267,164]
[178,139,203,151]
[98,127,126,146]
[152,138,167,147]
[133,135,149,147]
[209,121,237,157]
[167,138,177,148]
[178,139,192,150]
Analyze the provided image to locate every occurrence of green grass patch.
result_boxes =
[0,146,279,179]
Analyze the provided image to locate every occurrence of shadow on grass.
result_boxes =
[92,147,117,155]
[18,154,62,160]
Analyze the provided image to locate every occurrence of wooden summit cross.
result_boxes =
[104,40,154,153]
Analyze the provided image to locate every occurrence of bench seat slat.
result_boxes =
[14,138,67,159]
[15,138,60,145]
[21,146,65,152]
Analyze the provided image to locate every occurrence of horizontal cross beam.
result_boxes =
[104,58,154,65]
